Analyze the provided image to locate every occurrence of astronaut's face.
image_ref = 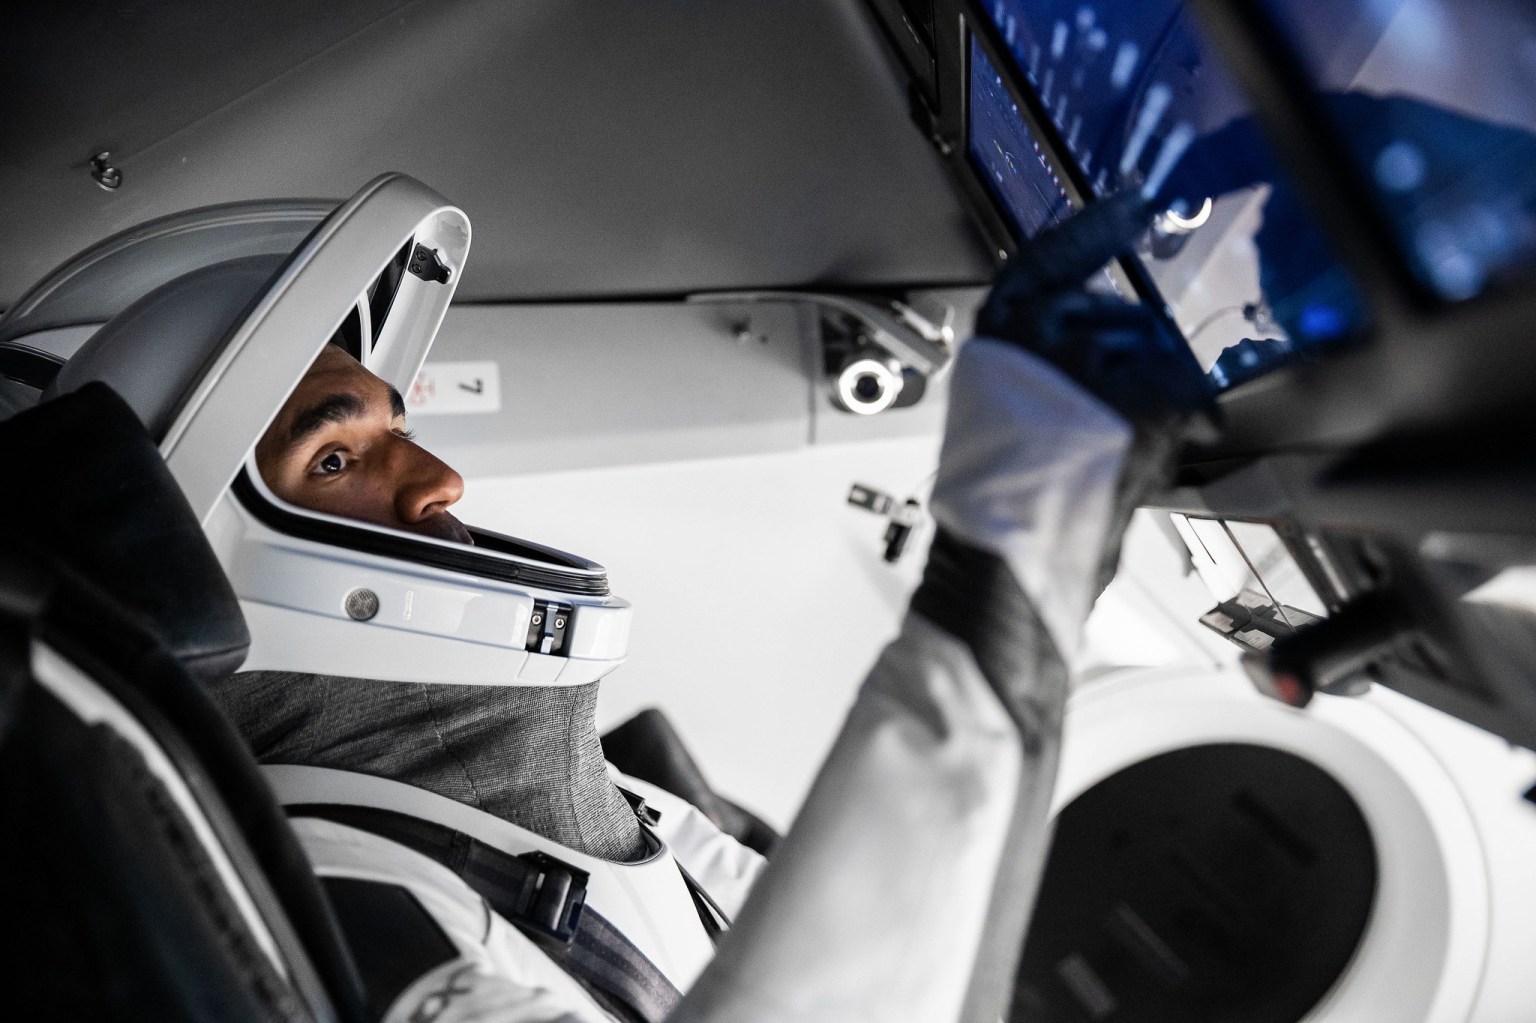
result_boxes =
[255,345,473,545]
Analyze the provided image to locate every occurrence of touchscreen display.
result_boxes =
[976,1,1371,391]
[967,40,1075,239]
[1258,0,1536,304]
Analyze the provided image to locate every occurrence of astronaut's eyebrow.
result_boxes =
[286,392,368,446]
[284,384,408,448]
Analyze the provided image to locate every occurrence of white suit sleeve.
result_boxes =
[671,339,1134,1023]
[929,338,1132,655]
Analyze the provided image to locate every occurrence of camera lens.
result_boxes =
[833,355,903,414]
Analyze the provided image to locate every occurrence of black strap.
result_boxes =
[290,804,682,1023]
[676,861,728,945]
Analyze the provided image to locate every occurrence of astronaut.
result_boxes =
[213,339,765,1020]
[18,172,1202,1019]
[205,186,1196,1023]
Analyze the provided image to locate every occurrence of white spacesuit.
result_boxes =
[33,175,1193,1021]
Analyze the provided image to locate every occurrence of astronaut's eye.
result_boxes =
[317,451,347,475]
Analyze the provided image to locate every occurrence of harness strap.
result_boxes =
[677,861,728,945]
[291,804,681,1023]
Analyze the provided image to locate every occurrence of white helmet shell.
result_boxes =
[31,173,632,687]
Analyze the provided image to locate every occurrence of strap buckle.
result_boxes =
[509,851,589,944]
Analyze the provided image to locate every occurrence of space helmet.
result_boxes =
[2,173,631,687]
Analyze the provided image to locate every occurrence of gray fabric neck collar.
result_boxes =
[211,671,647,862]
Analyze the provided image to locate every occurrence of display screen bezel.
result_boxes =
[861,0,1536,755]
[952,11,1155,305]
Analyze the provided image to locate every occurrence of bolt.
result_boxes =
[90,151,122,191]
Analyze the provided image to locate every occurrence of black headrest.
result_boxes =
[0,382,249,683]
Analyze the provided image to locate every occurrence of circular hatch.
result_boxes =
[1013,743,1376,1022]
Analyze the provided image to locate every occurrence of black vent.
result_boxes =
[0,343,64,389]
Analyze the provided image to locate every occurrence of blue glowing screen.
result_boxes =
[974,0,1376,389]
[967,42,1075,239]
[975,0,1536,392]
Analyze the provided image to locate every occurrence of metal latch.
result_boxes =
[526,600,572,656]
[408,243,452,284]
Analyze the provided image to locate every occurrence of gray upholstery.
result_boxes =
[0,199,329,434]
[46,254,285,441]
[0,200,330,347]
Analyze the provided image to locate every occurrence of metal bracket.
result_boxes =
[1227,592,1407,707]
[526,599,572,656]
[689,290,953,376]
[407,243,452,284]
[848,482,925,563]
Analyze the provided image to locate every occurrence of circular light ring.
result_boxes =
[1163,196,1214,232]
[835,356,903,415]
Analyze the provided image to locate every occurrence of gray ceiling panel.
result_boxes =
[1,1,991,308]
